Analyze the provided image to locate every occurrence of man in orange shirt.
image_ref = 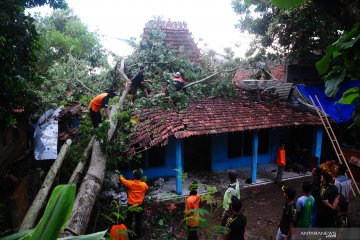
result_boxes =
[89,89,117,128]
[275,144,286,184]
[110,223,127,240]
[119,169,148,239]
[185,181,201,240]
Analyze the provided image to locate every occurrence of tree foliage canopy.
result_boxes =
[0,0,66,126]
[33,9,110,110]
[232,0,341,61]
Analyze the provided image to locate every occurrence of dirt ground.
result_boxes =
[113,176,360,240]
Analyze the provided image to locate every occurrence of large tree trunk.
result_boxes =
[63,140,106,235]
[19,139,72,231]
[63,58,131,236]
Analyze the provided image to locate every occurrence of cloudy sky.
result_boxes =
[29,0,253,57]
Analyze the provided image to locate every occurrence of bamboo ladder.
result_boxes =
[309,95,360,196]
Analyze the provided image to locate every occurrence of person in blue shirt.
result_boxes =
[130,65,152,102]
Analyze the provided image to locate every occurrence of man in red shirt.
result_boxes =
[89,89,117,128]
[119,169,148,239]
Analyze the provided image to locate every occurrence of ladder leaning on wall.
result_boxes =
[309,95,360,196]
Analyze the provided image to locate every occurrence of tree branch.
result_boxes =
[183,67,238,89]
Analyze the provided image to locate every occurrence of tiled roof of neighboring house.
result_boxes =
[233,64,291,99]
[233,64,286,83]
[128,94,321,155]
[143,20,201,62]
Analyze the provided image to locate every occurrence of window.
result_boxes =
[146,146,165,167]
[228,132,242,158]
[243,132,253,156]
[258,129,269,154]
[228,132,253,158]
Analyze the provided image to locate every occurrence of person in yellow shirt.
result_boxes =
[119,169,148,239]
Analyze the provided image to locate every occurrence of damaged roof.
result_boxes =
[128,93,321,155]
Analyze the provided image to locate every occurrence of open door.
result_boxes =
[183,135,212,172]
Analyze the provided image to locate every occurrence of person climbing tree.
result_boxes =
[130,65,152,102]
[118,169,148,239]
[172,71,186,91]
[89,89,117,128]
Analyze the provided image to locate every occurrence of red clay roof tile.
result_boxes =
[128,95,321,155]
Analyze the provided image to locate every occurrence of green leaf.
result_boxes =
[336,33,360,50]
[158,219,164,226]
[339,87,360,104]
[0,230,33,240]
[332,50,342,58]
[315,55,330,76]
[244,0,252,6]
[31,185,76,240]
[272,0,304,9]
[57,230,107,240]
[324,70,346,97]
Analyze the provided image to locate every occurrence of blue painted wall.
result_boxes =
[211,131,275,171]
[124,127,321,180]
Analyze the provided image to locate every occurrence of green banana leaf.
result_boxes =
[31,184,76,240]
[57,230,107,240]
[0,229,33,240]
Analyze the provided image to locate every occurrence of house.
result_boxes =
[126,92,323,194]
[143,19,201,62]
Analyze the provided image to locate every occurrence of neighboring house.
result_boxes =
[233,63,293,100]
[127,93,323,194]
[143,19,201,62]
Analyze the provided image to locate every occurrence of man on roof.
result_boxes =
[89,89,117,128]
[172,71,186,91]
[130,65,152,102]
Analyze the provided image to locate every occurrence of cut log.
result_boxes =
[62,58,130,236]
[18,139,72,231]
[68,135,96,185]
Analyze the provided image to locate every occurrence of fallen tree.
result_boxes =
[62,58,131,236]
[19,139,72,231]
[68,135,95,185]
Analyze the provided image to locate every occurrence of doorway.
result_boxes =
[183,135,212,171]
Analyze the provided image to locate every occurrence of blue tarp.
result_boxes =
[296,79,360,123]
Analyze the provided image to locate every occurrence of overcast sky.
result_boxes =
[29,0,253,57]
